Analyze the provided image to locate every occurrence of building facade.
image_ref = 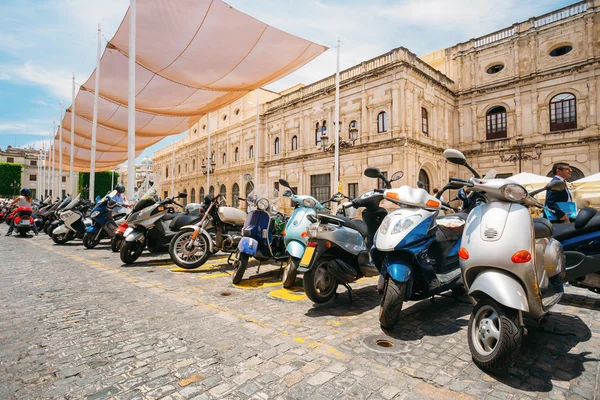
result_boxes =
[154,0,600,208]
[118,157,154,200]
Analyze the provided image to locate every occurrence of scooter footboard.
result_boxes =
[469,270,529,312]
[286,240,305,259]
[565,251,600,281]
[238,237,258,256]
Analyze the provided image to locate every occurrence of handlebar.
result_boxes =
[173,201,183,208]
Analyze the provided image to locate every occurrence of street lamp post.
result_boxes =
[10,180,18,197]
[499,138,543,173]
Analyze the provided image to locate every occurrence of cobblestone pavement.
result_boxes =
[1,227,599,400]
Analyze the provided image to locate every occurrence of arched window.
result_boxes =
[315,122,321,146]
[274,137,280,154]
[421,108,429,136]
[199,187,205,202]
[220,184,227,204]
[234,147,239,162]
[291,135,298,151]
[546,166,584,182]
[249,145,254,159]
[191,188,196,203]
[165,166,169,178]
[550,93,576,132]
[377,112,388,133]
[349,120,358,140]
[222,152,227,165]
[232,183,240,208]
[209,186,214,197]
[486,106,507,140]
[418,169,431,193]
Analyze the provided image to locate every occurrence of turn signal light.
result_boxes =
[281,230,286,237]
[458,247,469,260]
[426,199,441,208]
[301,231,308,238]
[385,192,400,201]
[325,241,332,248]
[511,250,532,263]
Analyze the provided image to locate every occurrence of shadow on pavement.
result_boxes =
[304,285,381,317]
[559,292,600,312]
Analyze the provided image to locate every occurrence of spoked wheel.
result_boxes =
[111,236,124,253]
[232,252,249,284]
[83,231,102,249]
[379,277,407,330]
[169,230,211,269]
[303,257,338,304]
[120,240,145,264]
[468,298,522,373]
[52,232,70,244]
[282,256,300,289]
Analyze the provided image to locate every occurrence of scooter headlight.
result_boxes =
[501,184,527,201]
[257,198,269,211]
[302,198,316,208]
[379,215,392,235]
[91,211,100,218]
[391,215,423,235]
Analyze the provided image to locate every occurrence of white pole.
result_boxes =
[171,139,175,197]
[50,127,55,199]
[206,113,211,191]
[89,23,101,201]
[70,73,76,196]
[59,101,63,198]
[127,0,136,200]
[254,90,259,185]
[37,153,41,199]
[41,147,45,197]
[333,38,341,210]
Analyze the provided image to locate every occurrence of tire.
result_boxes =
[282,257,300,288]
[120,240,145,264]
[52,232,70,244]
[303,257,338,304]
[169,230,211,269]
[232,252,249,284]
[111,236,123,253]
[467,297,522,373]
[379,278,407,329]
[18,230,27,238]
[83,231,102,249]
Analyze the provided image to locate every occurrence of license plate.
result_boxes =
[300,247,315,267]
[20,220,30,225]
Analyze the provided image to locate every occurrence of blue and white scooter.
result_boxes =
[371,167,466,329]
[277,178,328,288]
[83,191,129,249]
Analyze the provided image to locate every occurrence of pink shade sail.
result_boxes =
[55,0,327,171]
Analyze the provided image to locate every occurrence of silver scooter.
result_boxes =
[444,149,567,372]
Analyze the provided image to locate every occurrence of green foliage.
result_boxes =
[78,171,120,199]
[0,163,23,196]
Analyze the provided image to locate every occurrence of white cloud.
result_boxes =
[0,120,53,137]
[0,62,73,100]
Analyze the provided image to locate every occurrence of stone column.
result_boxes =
[361,93,368,143]
[392,83,400,135]
[399,79,406,136]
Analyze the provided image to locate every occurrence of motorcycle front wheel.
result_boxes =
[120,240,145,264]
[52,232,70,244]
[282,256,300,288]
[232,252,249,284]
[111,236,123,253]
[303,257,338,304]
[169,230,210,269]
[468,297,522,373]
[83,231,102,249]
[379,278,407,330]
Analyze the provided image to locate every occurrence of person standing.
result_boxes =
[545,162,574,223]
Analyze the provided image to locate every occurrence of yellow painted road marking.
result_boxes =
[233,276,281,290]
[170,264,222,273]
[293,337,305,343]
[198,272,231,279]
[269,287,307,302]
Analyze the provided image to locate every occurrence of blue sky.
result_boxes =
[0,0,574,162]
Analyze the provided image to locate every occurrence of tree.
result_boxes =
[0,163,23,197]
[78,171,120,199]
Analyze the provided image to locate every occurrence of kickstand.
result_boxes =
[343,283,353,303]
[257,262,262,275]
[430,295,435,304]
[278,261,284,279]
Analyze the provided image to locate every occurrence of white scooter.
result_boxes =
[444,149,567,372]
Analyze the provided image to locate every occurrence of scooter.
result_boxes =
[169,192,247,270]
[374,169,465,329]
[232,183,288,284]
[121,188,190,264]
[51,195,93,244]
[444,148,566,372]
[277,178,328,288]
[552,206,600,293]
[299,168,401,304]
[83,191,129,249]
[12,206,35,237]
[45,197,72,236]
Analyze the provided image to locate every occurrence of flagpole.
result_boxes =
[59,101,63,198]
[333,38,341,213]
[206,113,211,191]
[70,73,76,196]
[37,152,41,199]
[127,0,137,199]
[171,139,175,196]
[254,90,260,186]
[50,125,55,198]
[89,23,101,201]
[41,144,46,197]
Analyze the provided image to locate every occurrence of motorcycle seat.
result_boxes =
[318,214,369,237]
[552,214,600,241]
[162,213,180,221]
[533,218,553,239]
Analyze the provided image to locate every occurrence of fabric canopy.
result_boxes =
[52,0,327,172]
[507,172,551,188]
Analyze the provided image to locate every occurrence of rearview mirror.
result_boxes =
[391,171,404,182]
[278,178,290,188]
[364,167,381,179]
[332,192,345,202]
[243,173,253,182]
[546,179,567,192]
[178,192,188,199]
[417,181,424,189]
[443,149,467,166]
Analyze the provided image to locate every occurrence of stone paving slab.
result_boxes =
[0,227,599,399]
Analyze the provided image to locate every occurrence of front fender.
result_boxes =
[125,229,145,242]
[86,225,98,233]
[238,237,258,256]
[382,255,412,283]
[53,224,69,235]
[469,269,529,312]
[286,240,305,259]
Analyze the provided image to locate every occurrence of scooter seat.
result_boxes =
[533,218,553,239]
[162,213,180,221]
[318,214,369,237]
[552,214,600,241]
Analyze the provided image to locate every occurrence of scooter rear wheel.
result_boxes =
[232,252,248,284]
[169,230,210,269]
[468,298,522,373]
[303,257,338,304]
[379,278,407,330]
[111,236,123,253]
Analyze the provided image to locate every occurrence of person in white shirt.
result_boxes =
[6,188,38,235]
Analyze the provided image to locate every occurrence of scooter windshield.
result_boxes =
[63,194,81,211]
[483,169,497,179]
[246,184,280,212]
[132,186,157,213]
[58,196,72,210]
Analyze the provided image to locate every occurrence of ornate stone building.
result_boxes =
[154,0,600,208]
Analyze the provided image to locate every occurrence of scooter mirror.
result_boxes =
[417,181,425,189]
[390,171,404,182]
[331,192,345,202]
[546,180,567,192]
[278,178,291,189]
[364,167,381,179]
[178,192,188,199]
[443,149,467,165]
[243,173,253,182]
